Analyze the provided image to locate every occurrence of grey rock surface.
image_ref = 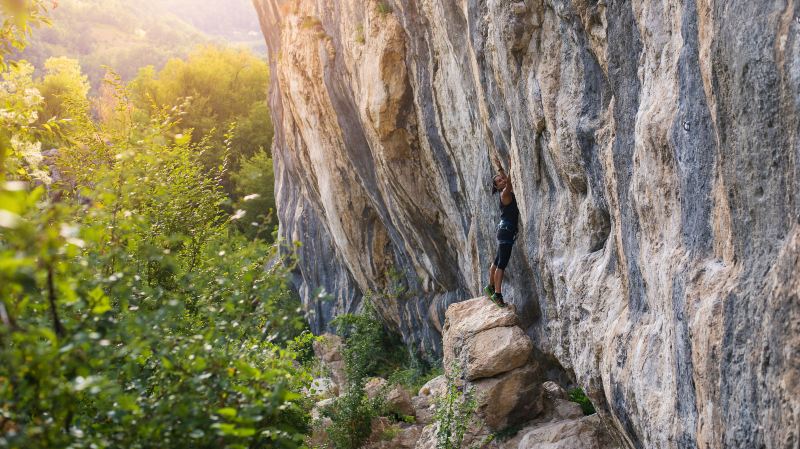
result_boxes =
[253,0,800,447]
[509,414,619,449]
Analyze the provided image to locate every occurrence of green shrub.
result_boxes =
[317,290,446,448]
[434,366,479,449]
[568,387,596,415]
[321,381,384,449]
[288,330,321,367]
[0,57,311,448]
[320,300,388,448]
[388,356,443,392]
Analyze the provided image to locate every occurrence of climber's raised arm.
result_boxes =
[500,159,513,204]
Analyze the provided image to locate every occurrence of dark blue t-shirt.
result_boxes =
[499,193,519,229]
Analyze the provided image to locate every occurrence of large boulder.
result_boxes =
[444,297,519,338]
[440,297,544,430]
[472,364,545,430]
[443,298,533,381]
[462,325,533,380]
[366,378,416,418]
[385,385,415,418]
[511,415,620,449]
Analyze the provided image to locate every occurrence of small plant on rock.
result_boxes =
[568,387,597,415]
[434,365,479,449]
[375,0,392,15]
[300,15,323,30]
[355,25,365,44]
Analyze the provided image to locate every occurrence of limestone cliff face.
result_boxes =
[253,0,799,447]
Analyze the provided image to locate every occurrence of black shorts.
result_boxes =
[493,225,517,270]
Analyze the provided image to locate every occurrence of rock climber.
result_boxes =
[484,158,519,308]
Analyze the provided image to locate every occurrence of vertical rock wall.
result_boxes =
[253,0,799,447]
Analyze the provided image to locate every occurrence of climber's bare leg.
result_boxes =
[488,264,497,287]
[493,268,505,295]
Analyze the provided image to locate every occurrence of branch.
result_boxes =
[47,263,65,337]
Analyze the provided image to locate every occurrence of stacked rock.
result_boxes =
[442,297,543,430]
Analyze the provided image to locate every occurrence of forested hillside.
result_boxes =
[19,0,264,89]
[157,0,265,49]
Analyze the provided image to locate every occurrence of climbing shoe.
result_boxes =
[483,283,495,296]
[490,292,507,308]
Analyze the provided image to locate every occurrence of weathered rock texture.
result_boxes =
[443,298,545,429]
[253,0,800,447]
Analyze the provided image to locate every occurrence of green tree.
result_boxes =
[127,45,275,212]
[36,57,90,123]
[323,301,389,449]
[130,45,269,153]
[231,149,277,240]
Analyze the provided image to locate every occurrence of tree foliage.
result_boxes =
[129,45,271,157]
[36,56,90,124]
[323,301,389,449]
[0,0,51,70]
[0,11,309,447]
[127,44,276,239]
[231,149,278,240]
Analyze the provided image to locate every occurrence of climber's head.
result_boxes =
[491,173,507,194]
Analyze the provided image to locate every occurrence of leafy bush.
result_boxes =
[321,382,384,449]
[0,48,311,448]
[231,149,278,241]
[287,330,320,367]
[318,297,443,448]
[388,355,443,393]
[434,366,480,449]
[568,387,596,415]
[125,44,275,220]
[320,300,387,448]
